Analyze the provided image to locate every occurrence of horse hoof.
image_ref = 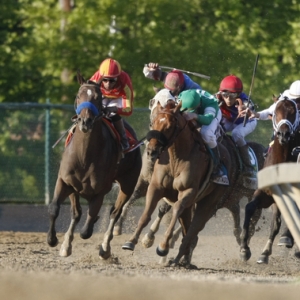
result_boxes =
[257,255,268,264]
[122,242,135,251]
[141,233,155,248]
[167,259,179,267]
[156,246,169,257]
[278,236,294,248]
[47,236,59,248]
[80,226,93,239]
[99,245,111,260]
[59,246,72,257]
[240,248,251,261]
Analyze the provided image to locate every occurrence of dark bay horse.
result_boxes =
[122,101,265,266]
[240,98,300,263]
[47,73,142,259]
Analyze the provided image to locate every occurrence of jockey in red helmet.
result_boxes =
[90,58,134,150]
[216,75,257,179]
[143,62,201,96]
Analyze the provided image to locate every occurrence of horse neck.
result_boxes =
[168,124,201,160]
[72,121,109,158]
[267,137,290,164]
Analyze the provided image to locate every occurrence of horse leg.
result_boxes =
[113,178,149,236]
[278,226,294,248]
[174,206,195,267]
[226,202,242,245]
[141,200,172,248]
[122,188,163,251]
[240,192,262,261]
[114,148,153,236]
[239,190,273,262]
[171,198,213,267]
[100,176,140,259]
[59,193,82,257]
[257,203,281,264]
[169,224,182,249]
[80,194,104,240]
[47,178,73,248]
[157,190,195,257]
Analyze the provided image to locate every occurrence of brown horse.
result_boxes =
[240,98,300,263]
[47,73,142,259]
[122,101,265,266]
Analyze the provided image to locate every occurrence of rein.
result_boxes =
[146,110,188,151]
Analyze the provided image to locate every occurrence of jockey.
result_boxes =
[143,62,201,97]
[247,80,300,120]
[90,58,133,150]
[216,75,257,178]
[178,89,229,185]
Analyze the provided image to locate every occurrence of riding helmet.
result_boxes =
[178,89,200,112]
[99,58,121,78]
[288,80,300,98]
[164,70,185,91]
[219,75,243,93]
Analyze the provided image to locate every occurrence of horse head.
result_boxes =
[75,71,103,133]
[272,98,299,145]
[146,101,185,162]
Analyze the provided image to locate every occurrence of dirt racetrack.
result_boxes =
[0,202,299,300]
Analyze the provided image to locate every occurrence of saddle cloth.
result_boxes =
[64,118,137,148]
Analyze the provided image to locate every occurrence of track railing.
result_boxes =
[257,163,300,249]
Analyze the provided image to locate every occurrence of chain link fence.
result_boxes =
[0,102,272,204]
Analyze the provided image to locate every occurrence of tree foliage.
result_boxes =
[1,0,299,202]
[0,0,299,108]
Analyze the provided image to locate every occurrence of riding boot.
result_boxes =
[113,119,129,150]
[238,144,256,177]
[210,146,229,186]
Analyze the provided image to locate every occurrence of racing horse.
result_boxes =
[47,72,142,259]
[122,100,265,266]
[240,98,300,263]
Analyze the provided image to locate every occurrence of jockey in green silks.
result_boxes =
[178,89,229,186]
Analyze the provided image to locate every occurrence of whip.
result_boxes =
[159,65,210,80]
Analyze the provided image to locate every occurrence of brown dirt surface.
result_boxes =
[0,203,299,300]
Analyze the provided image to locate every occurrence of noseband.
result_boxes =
[146,110,187,151]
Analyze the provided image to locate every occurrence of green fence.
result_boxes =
[0,102,273,204]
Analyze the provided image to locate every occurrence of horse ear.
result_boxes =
[77,69,86,85]
[272,94,279,102]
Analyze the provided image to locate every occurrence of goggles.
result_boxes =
[221,91,239,99]
[102,78,118,83]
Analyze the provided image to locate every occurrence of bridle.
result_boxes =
[272,98,299,141]
[146,110,188,152]
[75,83,104,127]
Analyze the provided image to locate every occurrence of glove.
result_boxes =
[147,62,159,69]
[143,62,162,81]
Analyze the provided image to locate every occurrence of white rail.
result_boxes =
[257,163,300,249]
